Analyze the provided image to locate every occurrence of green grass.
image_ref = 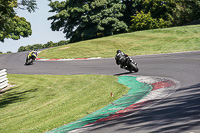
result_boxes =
[2,25,200,133]
[0,74,129,133]
[39,25,200,59]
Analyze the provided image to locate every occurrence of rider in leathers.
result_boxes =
[115,50,137,69]
[25,50,38,65]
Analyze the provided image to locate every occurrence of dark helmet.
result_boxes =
[117,50,121,54]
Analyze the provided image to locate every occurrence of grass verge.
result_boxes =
[0,74,129,133]
[39,25,200,59]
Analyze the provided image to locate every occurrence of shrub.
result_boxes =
[129,11,171,32]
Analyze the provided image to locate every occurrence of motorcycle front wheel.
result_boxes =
[129,62,139,73]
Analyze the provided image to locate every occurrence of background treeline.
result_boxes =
[0,51,12,54]
[129,0,200,31]
[48,0,200,43]
[17,0,200,52]
[17,40,69,52]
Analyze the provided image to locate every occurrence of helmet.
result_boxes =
[117,50,121,54]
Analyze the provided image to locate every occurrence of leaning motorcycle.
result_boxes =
[123,57,139,73]
[25,54,37,65]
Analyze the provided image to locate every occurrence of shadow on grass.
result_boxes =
[88,83,200,133]
[0,87,38,108]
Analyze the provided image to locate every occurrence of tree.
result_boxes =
[129,0,200,28]
[7,51,12,53]
[0,0,37,42]
[129,11,171,32]
[140,0,176,21]
[172,0,200,26]
[128,0,176,32]
[120,0,144,27]
[18,46,26,52]
[17,40,69,52]
[48,0,128,43]
[58,40,69,46]
[17,0,37,13]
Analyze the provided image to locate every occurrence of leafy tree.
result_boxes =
[18,46,26,52]
[129,11,171,31]
[129,0,176,32]
[32,44,43,50]
[58,40,69,46]
[120,0,132,27]
[25,45,33,51]
[0,0,37,42]
[130,0,200,29]
[48,0,128,43]
[44,41,53,48]
[17,40,69,52]
[141,0,176,21]
[172,0,200,26]
[17,0,37,13]
[6,51,12,53]
[121,0,144,26]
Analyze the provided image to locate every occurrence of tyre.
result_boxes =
[26,58,33,65]
[130,62,139,73]
[30,59,33,64]
[30,58,33,65]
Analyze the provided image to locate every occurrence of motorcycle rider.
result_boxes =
[115,50,137,69]
[25,49,38,65]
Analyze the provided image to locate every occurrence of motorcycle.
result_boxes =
[122,57,139,73]
[25,53,37,65]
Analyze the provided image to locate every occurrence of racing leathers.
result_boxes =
[115,52,129,69]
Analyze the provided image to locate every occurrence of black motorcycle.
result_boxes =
[123,57,139,73]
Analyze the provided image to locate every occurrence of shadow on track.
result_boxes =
[88,83,200,133]
[114,72,137,76]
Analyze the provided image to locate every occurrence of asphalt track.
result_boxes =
[0,51,200,133]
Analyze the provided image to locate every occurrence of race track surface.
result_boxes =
[0,51,200,133]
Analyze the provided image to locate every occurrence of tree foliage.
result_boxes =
[47,0,200,42]
[18,0,37,13]
[48,0,128,43]
[172,0,200,26]
[129,11,171,31]
[141,0,176,20]
[17,40,69,52]
[129,0,200,32]
[0,0,37,42]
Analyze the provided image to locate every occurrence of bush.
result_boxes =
[130,0,200,30]
[129,11,172,32]
[7,51,12,53]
